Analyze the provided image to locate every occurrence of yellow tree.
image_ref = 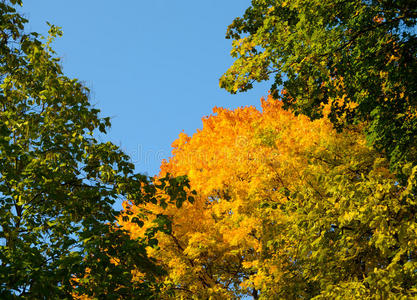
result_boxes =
[121,95,417,299]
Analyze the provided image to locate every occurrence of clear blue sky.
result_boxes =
[20,0,270,176]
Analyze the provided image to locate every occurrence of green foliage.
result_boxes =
[220,0,417,171]
[266,140,417,299]
[0,1,170,297]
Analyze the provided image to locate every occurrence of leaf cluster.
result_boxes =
[122,96,417,298]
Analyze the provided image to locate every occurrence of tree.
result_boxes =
[0,1,171,297]
[121,95,417,298]
[220,0,417,171]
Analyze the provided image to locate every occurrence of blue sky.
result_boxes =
[20,1,271,176]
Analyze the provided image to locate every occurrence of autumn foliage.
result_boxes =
[120,95,417,298]
[3,0,417,298]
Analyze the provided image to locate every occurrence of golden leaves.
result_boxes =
[119,95,339,296]
[119,93,399,298]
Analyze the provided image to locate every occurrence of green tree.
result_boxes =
[220,0,417,171]
[0,0,174,297]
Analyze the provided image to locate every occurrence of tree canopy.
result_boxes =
[220,0,417,171]
[0,1,181,297]
[121,96,417,298]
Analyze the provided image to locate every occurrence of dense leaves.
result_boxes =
[0,1,171,297]
[122,96,417,298]
[220,0,417,171]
